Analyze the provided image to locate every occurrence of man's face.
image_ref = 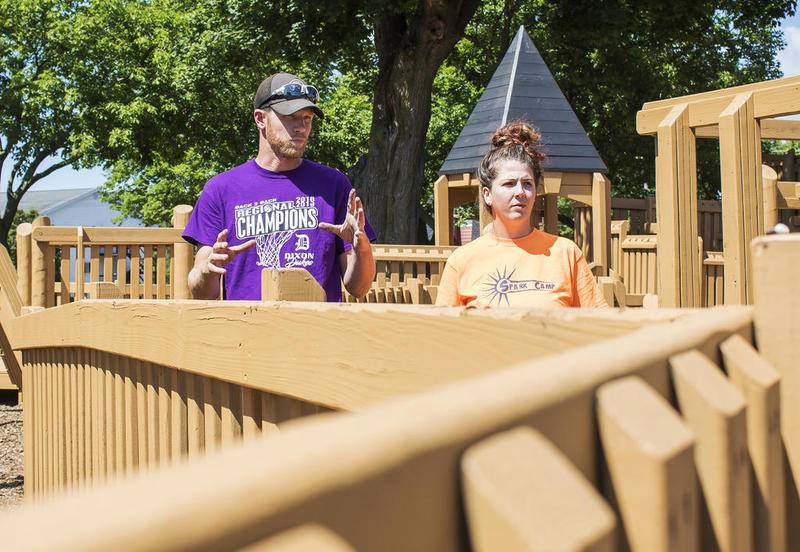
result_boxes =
[262,107,314,158]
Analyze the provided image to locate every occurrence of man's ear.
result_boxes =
[253,109,268,130]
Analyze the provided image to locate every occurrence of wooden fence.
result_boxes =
[15,205,194,308]
[0,235,797,551]
[1,277,669,497]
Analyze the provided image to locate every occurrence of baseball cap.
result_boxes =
[253,72,324,119]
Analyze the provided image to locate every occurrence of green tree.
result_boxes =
[0,0,96,249]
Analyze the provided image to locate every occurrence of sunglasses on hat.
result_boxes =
[258,83,319,109]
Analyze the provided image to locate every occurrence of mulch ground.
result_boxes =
[0,392,23,512]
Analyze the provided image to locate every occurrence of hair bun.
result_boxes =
[490,121,545,162]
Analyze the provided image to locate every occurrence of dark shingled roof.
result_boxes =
[439,26,607,175]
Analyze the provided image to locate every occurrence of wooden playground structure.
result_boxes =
[0,69,798,550]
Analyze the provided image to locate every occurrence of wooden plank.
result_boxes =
[241,387,260,440]
[204,378,221,451]
[641,75,800,112]
[670,350,751,552]
[122,356,136,474]
[129,246,141,299]
[134,360,148,469]
[89,245,100,286]
[243,525,356,551]
[462,427,616,551]
[158,365,171,464]
[433,175,451,245]
[591,173,611,276]
[32,226,183,245]
[60,247,71,305]
[751,234,800,550]
[721,335,785,552]
[186,373,205,456]
[78,349,88,485]
[156,245,167,299]
[113,355,125,476]
[116,245,127,292]
[170,369,188,461]
[103,247,113,283]
[597,377,698,551]
[143,245,153,299]
[75,228,84,301]
[145,362,159,468]
[260,392,280,435]
[261,268,326,302]
[221,382,242,443]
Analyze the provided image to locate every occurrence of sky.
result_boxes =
[6,13,800,193]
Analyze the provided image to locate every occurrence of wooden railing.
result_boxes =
[343,244,455,304]
[3,294,669,498]
[15,205,194,307]
[1,235,797,551]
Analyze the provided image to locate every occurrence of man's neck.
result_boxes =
[254,147,302,172]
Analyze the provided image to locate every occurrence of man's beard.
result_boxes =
[266,124,305,159]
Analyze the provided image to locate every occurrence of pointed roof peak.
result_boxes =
[440,26,607,175]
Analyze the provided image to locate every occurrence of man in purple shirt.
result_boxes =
[183,72,376,301]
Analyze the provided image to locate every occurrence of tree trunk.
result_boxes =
[351,0,479,243]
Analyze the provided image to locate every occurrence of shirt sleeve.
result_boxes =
[335,174,377,256]
[182,179,224,247]
[435,257,461,306]
[572,247,609,308]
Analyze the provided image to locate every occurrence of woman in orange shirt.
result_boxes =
[436,122,607,308]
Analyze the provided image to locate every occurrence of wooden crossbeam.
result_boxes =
[637,81,800,135]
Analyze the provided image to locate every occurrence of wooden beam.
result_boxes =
[642,75,800,111]
[637,81,800,135]
[433,175,451,246]
[751,234,800,550]
[655,104,700,307]
[695,119,800,140]
[543,172,562,195]
[543,194,558,234]
[762,165,779,231]
[776,181,800,209]
[721,335,785,552]
[6,301,664,412]
[719,93,763,305]
[591,173,611,276]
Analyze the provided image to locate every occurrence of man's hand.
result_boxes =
[319,189,369,251]
[188,228,256,299]
[201,228,256,275]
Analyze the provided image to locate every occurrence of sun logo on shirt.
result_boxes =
[482,267,557,306]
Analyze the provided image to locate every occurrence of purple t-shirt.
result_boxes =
[183,159,375,301]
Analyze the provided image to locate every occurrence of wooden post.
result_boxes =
[719,92,763,305]
[655,104,699,307]
[30,216,51,308]
[433,176,451,246]
[261,268,326,302]
[171,205,193,300]
[762,164,779,232]
[784,148,796,180]
[543,194,559,235]
[751,234,800,550]
[592,173,611,277]
[16,222,32,306]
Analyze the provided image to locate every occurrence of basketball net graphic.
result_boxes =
[255,231,294,268]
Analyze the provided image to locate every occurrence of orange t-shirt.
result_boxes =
[435,230,608,308]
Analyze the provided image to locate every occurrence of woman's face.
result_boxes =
[483,159,536,224]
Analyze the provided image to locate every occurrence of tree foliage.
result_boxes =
[2,0,796,245]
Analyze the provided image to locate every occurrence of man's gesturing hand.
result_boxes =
[202,228,256,275]
[319,189,368,250]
